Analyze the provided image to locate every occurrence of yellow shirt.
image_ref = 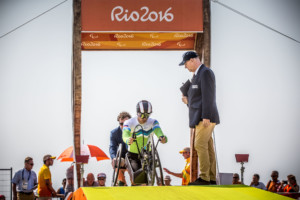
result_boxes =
[38,164,52,197]
[182,157,191,185]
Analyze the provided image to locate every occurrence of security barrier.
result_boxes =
[0,168,12,200]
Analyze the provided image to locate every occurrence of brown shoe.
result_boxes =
[188,178,210,185]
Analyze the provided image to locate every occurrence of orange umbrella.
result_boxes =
[57,144,110,162]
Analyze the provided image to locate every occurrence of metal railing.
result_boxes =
[0,168,12,200]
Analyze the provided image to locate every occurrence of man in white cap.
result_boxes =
[163,147,190,185]
[164,176,172,186]
[97,173,107,186]
[38,154,57,199]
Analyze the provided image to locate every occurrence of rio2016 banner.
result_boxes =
[81,0,203,32]
[81,32,196,50]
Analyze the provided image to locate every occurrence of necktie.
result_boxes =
[191,74,195,82]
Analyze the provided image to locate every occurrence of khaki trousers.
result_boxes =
[17,192,35,200]
[36,197,52,200]
[194,121,216,182]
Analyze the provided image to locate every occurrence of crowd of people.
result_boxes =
[8,152,299,200]
[10,155,107,200]
[251,171,299,193]
[83,172,107,187]
[231,171,299,193]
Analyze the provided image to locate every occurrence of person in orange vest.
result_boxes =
[163,147,190,185]
[266,170,281,192]
[280,174,299,193]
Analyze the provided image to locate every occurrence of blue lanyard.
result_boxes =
[22,169,31,181]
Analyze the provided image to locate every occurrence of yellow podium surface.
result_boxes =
[73,185,292,200]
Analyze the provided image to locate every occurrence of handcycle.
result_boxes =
[111,125,164,186]
[111,143,126,186]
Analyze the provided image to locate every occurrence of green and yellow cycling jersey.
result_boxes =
[122,117,167,154]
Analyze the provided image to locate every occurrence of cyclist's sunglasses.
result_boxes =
[138,112,151,119]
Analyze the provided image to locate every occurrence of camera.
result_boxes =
[282,180,288,184]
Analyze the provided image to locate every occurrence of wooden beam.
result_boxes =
[190,128,198,182]
[72,0,82,188]
[203,0,211,67]
[195,33,204,62]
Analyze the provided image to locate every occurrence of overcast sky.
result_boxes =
[0,0,300,193]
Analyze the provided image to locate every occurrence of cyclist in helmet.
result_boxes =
[122,100,167,174]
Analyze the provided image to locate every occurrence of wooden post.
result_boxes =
[190,0,211,183]
[196,0,211,66]
[72,0,82,188]
[202,0,211,67]
[189,128,198,182]
[195,33,204,62]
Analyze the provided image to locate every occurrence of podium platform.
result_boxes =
[72,185,292,200]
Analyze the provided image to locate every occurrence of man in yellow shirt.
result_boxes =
[163,147,190,185]
[38,155,57,199]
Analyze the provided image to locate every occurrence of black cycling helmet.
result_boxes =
[136,100,152,119]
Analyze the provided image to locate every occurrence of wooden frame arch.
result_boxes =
[72,0,211,187]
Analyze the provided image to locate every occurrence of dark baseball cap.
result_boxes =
[179,51,199,66]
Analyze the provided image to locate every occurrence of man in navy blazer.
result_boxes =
[179,51,220,185]
[109,111,131,186]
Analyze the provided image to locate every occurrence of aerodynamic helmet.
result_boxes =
[136,100,152,119]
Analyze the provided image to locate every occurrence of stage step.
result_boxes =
[73,185,292,200]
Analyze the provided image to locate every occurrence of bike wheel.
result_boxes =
[154,149,164,186]
[146,135,156,186]
[146,135,164,186]
[111,143,122,186]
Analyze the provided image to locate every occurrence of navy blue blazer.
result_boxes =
[187,64,220,128]
[109,126,128,159]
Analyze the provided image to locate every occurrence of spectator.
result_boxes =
[110,111,131,186]
[280,174,299,193]
[97,173,106,187]
[12,157,37,200]
[164,176,172,186]
[156,177,162,186]
[250,174,266,190]
[0,195,5,200]
[83,173,99,187]
[38,154,57,198]
[232,173,242,184]
[65,165,74,197]
[266,171,281,192]
[178,51,220,185]
[56,178,66,200]
[163,147,190,185]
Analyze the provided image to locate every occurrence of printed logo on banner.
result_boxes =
[111,6,174,23]
[82,0,203,32]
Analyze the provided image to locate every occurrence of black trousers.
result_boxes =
[127,152,141,172]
